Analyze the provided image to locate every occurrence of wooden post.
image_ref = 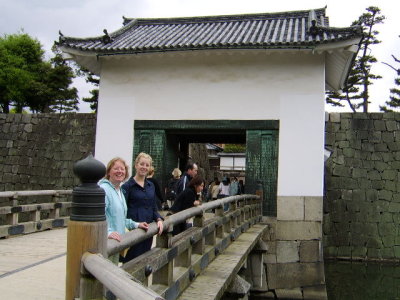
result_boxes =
[7,195,19,225]
[66,154,107,300]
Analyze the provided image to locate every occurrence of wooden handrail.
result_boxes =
[107,194,259,256]
[0,189,72,238]
[0,190,72,198]
[118,195,263,298]
[81,252,165,300]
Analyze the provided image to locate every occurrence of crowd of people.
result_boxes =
[101,152,244,264]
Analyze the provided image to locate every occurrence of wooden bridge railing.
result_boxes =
[0,189,72,238]
[66,155,265,300]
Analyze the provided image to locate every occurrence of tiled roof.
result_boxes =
[59,7,362,54]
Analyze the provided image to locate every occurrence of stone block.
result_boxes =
[337,246,351,257]
[378,223,397,236]
[275,288,303,299]
[366,237,383,248]
[374,120,386,131]
[276,241,299,263]
[265,241,276,253]
[300,240,321,262]
[264,253,276,264]
[277,196,304,221]
[323,246,337,258]
[304,197,322,221]
[380,190,393,201]
[385,181,396,192]
[367,248,382,259]
[276,221,322,241]
[302,285,328,300]
[382,170,397,180]
[266,262,325,289]
[329,113,341,123]
[394,246,400,259]
[351,246,367,258]
[388,141,400,151]
[386,120,398,131]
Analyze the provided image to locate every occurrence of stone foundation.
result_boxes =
[255,196,327,299]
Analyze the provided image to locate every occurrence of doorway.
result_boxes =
[133,120,279,216]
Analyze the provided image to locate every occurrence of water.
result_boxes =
[325,260,400,300]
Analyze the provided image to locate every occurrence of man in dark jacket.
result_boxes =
[176,162,198,196]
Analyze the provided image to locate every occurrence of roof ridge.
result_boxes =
[123,7,327,26]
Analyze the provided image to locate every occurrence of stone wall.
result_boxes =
[0,113,96,195]
[324,112,400,260]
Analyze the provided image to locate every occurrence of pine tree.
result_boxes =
[47,45,79,113]
[77,68,99,113]
[381,38,400,112]
[326,6,385,112]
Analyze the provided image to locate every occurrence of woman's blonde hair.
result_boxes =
[105,157,129,180]
[172,168,182,178]
[134,152,153,166]
[148,166,155,177]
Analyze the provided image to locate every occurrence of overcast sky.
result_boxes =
[1,0,399,112]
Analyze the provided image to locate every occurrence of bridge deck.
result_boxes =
[0,228,67,300]
[177,223,267,300]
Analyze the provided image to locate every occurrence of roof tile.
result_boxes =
[59,8,362,54]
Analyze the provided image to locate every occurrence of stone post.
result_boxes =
[65,154,107,300]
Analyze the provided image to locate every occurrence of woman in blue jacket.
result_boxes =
[122,152,164,263]
[99,157,149,263]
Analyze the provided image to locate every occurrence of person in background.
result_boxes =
[147,166,165,210]
[169,175,204,235]
[121,152,164,263]
[211,179,220,200]
[176,162,198,196]
[165,167,182,209]
[219,177,230,211]
[229,177,239,196]
[99,157,149,263]
[238,180,245,195]
[218,177,230,199]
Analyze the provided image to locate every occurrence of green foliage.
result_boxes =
[78,67,99,113]
[326,6,385,112]
[0,33,79,113]
[48,45,79,113]
[223,144,246,153]
[0,33,44,113]
[380,39,400,112]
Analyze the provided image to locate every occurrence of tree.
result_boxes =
[223,144,246,153]
[326,6,385,112]
[47,45,79,113]
[0,33,44,113]
[0,33,79,113]
[79,68,99,113]
[381,37,400,112]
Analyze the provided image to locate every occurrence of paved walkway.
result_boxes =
[0,228,67,300]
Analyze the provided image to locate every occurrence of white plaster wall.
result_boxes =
[95,50,325,196]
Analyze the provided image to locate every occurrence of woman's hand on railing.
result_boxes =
[156,219,163,235]
[194,200,201,206]
[108,231,122,242]
[138,222,149,231]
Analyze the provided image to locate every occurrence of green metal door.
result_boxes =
[133,129,167,189]
[246,130,279,216]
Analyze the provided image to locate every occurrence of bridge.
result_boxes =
[0,155,272,300]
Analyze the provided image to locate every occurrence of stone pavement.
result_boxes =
[0,228,67,300]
